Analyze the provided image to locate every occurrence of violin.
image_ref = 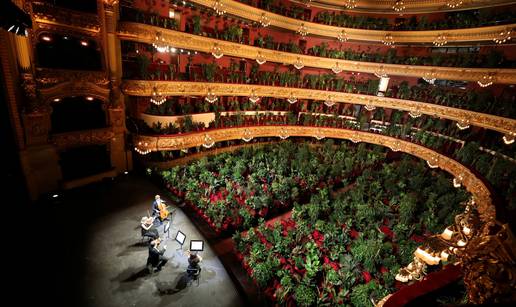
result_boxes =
[157,201,170,220]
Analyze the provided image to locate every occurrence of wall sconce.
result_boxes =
[212,0,226,16]
[152,32,169,53]
[456,119,470,130]
[255,52,266,65]
[259,13,270,27]
[446,0,463,8]
[382,33,395,46]
[205,89,218,103]
[337,30,348,42]
[493,28,512,44]
[296,23,309,38]
[453,174,464,188]
[287,93,298,104]
[293,57,304,70]
[242,129,253,142]
[433,33,448,47]
[364,104,376,111]
[503,132,515,145]
[477,73,495,87]
[344,0,357,9]
[331,62,343,74]
[392,0,405,13]
[324,95,335,107]
[135,141,151,155]
[374,66,388,78]
[150,87,167,105]
[426,155,439,168]
[313,129,325,140]
[423,70,437,84]
[249,91,260,103]
[278,127,289,140]
[409,108,422,118]
[202,134,215,148]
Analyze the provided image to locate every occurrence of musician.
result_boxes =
[140,216,159,239]
[186,250,202,281]
[152,195,162,217]
[147,237,168,273]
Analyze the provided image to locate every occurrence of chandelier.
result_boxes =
[392,0,405,13]
[456,119,470,130]
[331,62,343,74]
[205,89,218,103]
[423,70,437,84]
[382,33,395,46]
[364,104,376,111]
[313,129,325,140]
[493,28,512,44]
[390,140,401,152]
[374,66,388,78]
[344,0,357,9]
[301,0,312,6]
[503,132,515,145]
[350,134,361,143]
[249,90,260,103]
[446,0,463,8]
[324,95,336,107]
[477,73,495,87]
[211,44,224,59]
[242,129,253,142]
[296,23,309,38]
[453,174,464,188]
[409,108,422,118]
[255,52,266,65]
[259,13,270,27]
[278,127,289,139]
[287,93,298,104]
[426,155,439,168]
[337,30,348,43]
[202,134,215,148]
[150,87,167,105]
[293,57,304,70]
[212,0,226,16]
[433,33,448,47]
[152,32,169,53]
[135,141,151,155]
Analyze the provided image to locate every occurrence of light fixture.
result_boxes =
[124,171,129,175]
[382,33,395,46]
[392,0,405,13]
[324,95,335,107]
[296,23,309,38]
[453,175,464,188]
[423,70,437,84]
[456,119,470,130]
[249,91,260,103]
[426,156,439,168]
[170,47,177,53]
[477,73,495,87]
[503,132,515,145]
[293,57,304,70]
[181,148,188,153]
[213,0,226,16]
[278,127,289,140]
[41,35,52,42]
[135,141,151,155]
[337,30,348,42]
[313,129,325,140]
[409,109,422,118]
[242,129,253,142]
[211,44,224,59]
[259,13,270,27]
[150,87,167,105]
[374,66,388,78]
[202,134,215,148]
[390,140,401,152]
[344,0,357,9]
[52,194,59,198]
[331,62,343,74]
[53,98,61,102]
[152,32,169,53]
[80,40,89,47]
[350,135,361,143]
[446,0,463,8]
[256,52,266,65]
[493,28,512,44]
[433,33,448,47]
[86,96,94,101]
[205,89,218,103]
[364,105,376,111]
[287,93,298,104]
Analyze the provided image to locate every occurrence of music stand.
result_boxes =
[164,221,171,238]
[190,240,204,252]
[175,230,186,250]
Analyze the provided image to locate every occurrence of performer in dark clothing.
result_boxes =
[140,216,159,239]
[151,195,162,217]
[186,250,202,281]
[147,238,168,273]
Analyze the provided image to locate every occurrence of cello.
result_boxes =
[157,201,170,221]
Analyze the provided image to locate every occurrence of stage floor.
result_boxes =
[30,174,243,307]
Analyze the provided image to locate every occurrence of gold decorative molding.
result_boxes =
[39,80,111,104]
[30,1,100,33]
[121,81,516,135]
[301,0,516,13]
[117,23,516,84]
[51,127,115,149]
[133,126,495,220]
[190,0,515,43]
[36,68,109,88]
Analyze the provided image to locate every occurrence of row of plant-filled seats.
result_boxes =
[158,140,388,233]
[232,154,470,306]
[134,111,516,212]
[119,6,515,69]
[120,5,179,30]
[184,0,516,31]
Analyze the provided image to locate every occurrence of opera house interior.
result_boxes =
[1,0,515,306]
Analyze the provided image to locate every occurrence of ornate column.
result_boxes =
[100,0,131,172]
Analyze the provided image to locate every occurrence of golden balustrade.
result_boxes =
[121,80,516,135]
[117,22,516,85]
[190,0,515,44]
[133,125,495,220]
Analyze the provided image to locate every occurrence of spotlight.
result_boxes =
[41,35,52,42]
[124,171,129,175]
[52,194,59,198]
[80,40,89,46]
[86,96,94,101]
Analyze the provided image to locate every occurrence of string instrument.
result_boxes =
[157,201,170,220]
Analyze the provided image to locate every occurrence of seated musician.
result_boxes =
[147,237,168,273]
[140,216,159,239]
[152,195,162,217]
[186,250,202,280]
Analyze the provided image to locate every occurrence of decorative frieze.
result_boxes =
[51,127,115,149]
